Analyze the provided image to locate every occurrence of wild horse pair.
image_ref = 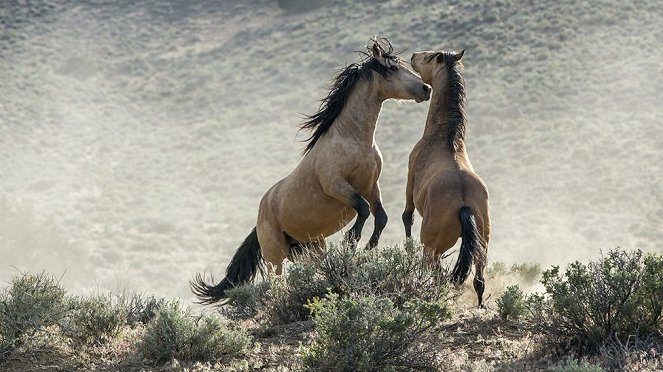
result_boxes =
[192,38,490,307]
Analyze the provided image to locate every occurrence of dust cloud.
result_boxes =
[1,1,661,301]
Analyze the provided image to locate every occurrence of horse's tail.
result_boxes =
[190,227,264,305]
[452,206,481,284]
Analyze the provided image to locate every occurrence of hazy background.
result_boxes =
[1,0,661,301]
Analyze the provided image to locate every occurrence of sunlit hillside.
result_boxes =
[1,0,661,302]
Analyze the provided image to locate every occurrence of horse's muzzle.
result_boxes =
[415,84,431,103]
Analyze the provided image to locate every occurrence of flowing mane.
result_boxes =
[428,51,467,152]
[299,38,399,155]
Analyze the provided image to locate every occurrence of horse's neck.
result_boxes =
[423,81,466,152]
[330,81,382,146]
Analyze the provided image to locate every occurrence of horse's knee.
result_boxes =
[401,210,412,227]
[352,193,370,220]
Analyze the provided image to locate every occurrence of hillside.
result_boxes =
[1,0,662,303]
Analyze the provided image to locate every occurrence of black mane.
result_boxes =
[429,51,467,152]
[299,40,398,155]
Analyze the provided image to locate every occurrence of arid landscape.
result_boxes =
[1,0,662,370]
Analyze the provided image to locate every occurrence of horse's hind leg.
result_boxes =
[256,221,289,275]
[473,257,486,308]
[473,212,490,307]
[474,216,490,308]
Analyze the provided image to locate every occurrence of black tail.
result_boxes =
[452,206,480,284]
[190,227,264,305]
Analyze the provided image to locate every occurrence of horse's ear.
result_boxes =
[371,42,382,58]
[455,49,465,61]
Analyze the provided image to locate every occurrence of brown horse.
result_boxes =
[192,38,431,304]
[402,49,490,307]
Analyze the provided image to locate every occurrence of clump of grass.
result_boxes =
[219,282,268,321]
[488,261,542,284]
[488,261,509,277]
[301,292,451,371]
[0,272,67,361]
[510,263,542,284]
[119,292,167,327]
[549,357,604,372]
[64,294,127,345]
[141,301,251,365]
[260,262,330,324]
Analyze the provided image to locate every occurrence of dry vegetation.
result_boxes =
[1,244,661,371]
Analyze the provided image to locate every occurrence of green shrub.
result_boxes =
[636,254,663,328]
[119,292,166,326]
[220,282,268,320]
[251,241,452,325]
[497,285,527,320]
[141,301,251,365]
[0,272,67,361]
[535,249,663,353]
[549,357,604,372]
[261,262,330,324]
[487,261,509,278]
[64,294,127,345]
[511,263,542,284]
[302,292,450,371]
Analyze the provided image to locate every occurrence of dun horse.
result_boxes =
[403,49,490,307]
[192,39,431,304]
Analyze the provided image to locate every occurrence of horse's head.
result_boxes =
[411,49,465,86]
[368,39,430,103]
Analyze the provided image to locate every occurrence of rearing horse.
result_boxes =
[403,49,490,307]
[192,38,431,304]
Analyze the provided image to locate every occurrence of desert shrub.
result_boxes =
[0,272,67,361]
[488,261,509,277]
[250,241,452,325]
[261,262,330,324]
[119,292,167,326]
[549,357,604,372]
[511,263,542,284]
[497,285,527,320]
[64,294,127,345]
[141,301,251,365]
[635,254,663,328]
[534,249,663,353]
[320,241,450,306]
[301,292,450,371]
[221,282,269,321]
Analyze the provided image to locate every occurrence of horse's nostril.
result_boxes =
[423,85,430,94]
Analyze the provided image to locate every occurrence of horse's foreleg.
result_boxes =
[322,179,370,246]
[367,182,387,249]
[402,169,415,238]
